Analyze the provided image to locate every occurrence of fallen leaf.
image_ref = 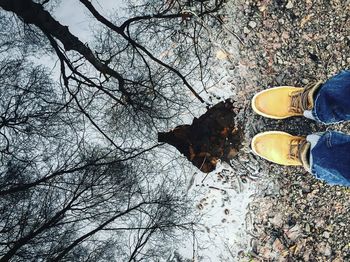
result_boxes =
[216,49,230,60]
[300,14,314,27]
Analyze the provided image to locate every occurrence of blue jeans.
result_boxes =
[308,132,350,187]
[312,70,350,124]
[307,70,350,186]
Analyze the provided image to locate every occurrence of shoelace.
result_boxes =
[288,82,317,114]
[289,138,307,161]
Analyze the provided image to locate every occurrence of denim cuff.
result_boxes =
[303,109,316,120]
[306,133,322,173]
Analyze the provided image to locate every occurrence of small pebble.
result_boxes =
[248,21,257,28]
[323,231,330,238]
[286,1,294,9]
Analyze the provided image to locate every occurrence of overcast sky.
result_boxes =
[54,0,126,43]
[40,2,253,260]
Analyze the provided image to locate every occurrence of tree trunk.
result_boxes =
[0,0,124,81]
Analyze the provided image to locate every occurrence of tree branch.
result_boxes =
[0,0,131,100]
[79,0,205,103]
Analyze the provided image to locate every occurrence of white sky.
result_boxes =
[50,1,256,260]
[54,0,126,43]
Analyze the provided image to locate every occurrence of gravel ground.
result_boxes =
[219,0,350,260]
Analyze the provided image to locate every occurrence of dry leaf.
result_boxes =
[216,50,229,60]
[300,14,314,27]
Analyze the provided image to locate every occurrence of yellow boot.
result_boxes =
[251,81,322,119]
[251,131,310,168]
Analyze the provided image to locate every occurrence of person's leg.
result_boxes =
[251,131,350,187]
[307,131,350,186]
[308,70,350,124]
[252,69,350,124]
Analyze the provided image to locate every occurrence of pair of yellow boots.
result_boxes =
[251,81,322,169]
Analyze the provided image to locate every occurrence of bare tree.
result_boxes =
[0,0,226,260]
